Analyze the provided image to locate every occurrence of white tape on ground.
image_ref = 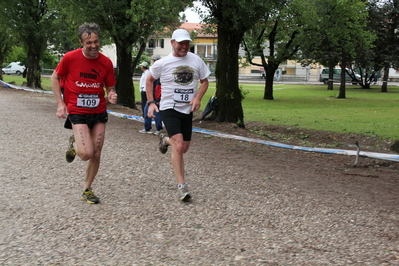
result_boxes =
[107,110,399,162]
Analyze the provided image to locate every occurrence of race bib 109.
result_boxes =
[77,94,100,108]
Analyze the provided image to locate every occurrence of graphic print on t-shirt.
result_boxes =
[173,65,194,85]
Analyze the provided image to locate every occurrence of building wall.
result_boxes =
[101,44,117,67]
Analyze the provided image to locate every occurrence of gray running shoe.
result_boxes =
[65,135,76,163]
[158,133,169,154]
[81,188,100,204]
[178,183,191,202]
[139,129,153,134]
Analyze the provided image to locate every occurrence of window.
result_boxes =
[148,39,165,48]
[196,45,213,58]
[148,39,155,48]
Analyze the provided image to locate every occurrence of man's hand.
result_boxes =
[190,97,201,112]
[108,91,118,104]
[56,103,68,119]
[147,103,159,118]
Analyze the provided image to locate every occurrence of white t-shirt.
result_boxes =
[140,69,149,92]
[150,52,211,114]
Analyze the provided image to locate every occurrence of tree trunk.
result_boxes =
[337,64,346,98]
[26,49,42,89]
[381,63,389,93]
[214,27,245,127]
[115,41,135,108]
[0,58,3,81]
[327,61,334,90]
[264,64,278,100]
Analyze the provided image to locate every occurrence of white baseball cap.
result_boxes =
[139,61,149,68]
[171,29,192,42]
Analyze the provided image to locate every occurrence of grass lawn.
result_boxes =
[201,83,399,140]
[3,75,399,140]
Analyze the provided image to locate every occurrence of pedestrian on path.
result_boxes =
[139,54,163,135]
[139,61,150,121]
[146,29,210,201]
[50,22,117,204]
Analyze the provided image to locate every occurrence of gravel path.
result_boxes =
[1,86,399,265]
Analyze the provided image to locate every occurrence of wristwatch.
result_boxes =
[147,101,156,105]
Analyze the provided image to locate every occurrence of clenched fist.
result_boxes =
[108,91,118,104]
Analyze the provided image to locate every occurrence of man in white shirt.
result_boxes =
[139,61,149,121]
[146,29,210,202]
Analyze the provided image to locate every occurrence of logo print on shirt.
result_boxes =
[91,69,100,76]
[79,72,97,80]
[173,66,194,85]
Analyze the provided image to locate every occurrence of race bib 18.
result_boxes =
[173,88,194,103]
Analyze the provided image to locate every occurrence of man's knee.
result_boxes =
[77,149,94,161]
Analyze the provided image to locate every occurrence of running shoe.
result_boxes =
[158,133,169,154]
[153,130,162,136]
[81,188,100,204]
[178,183,191,202]
[65,135,76,163]
[139,129,153,134]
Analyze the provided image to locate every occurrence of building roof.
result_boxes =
[179,22,216,39]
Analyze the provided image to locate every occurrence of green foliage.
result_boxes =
[0,0,57,89]
[301,0,374,66]
[365,0,399,69]
[242,0,317,99]
[4,46,27,65]
[41,50,60,69]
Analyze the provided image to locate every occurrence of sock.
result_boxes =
[178,183,186,189]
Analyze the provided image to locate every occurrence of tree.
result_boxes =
[0,27,14,81]
[0,0,55,89]
[47,7,82,56]
[300,0,373,97]
[242,0,317,100]
[366,0,399,92]
[62,0,191,108]
[201,0,274,127]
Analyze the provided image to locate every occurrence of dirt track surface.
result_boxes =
[1,86,399,265]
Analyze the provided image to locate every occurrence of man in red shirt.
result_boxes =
[51,23,117,204]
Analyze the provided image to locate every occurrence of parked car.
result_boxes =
[319,68,361,85]
[2,62,26,75]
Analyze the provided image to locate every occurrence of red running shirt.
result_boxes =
[55,48,116,114]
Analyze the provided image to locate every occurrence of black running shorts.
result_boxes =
[64,112,108,129]
[160,109,193,141]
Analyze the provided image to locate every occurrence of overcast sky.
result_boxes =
[181,2,208,23]
[182,8,201,23]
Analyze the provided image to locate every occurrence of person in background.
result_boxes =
[51,22,117,204]
[139,61,150,121]
[140,54,163,135]
[146,29,210,202]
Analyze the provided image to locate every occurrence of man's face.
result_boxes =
[172,40,190,57]
[80,32,100,59]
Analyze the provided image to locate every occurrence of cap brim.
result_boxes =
[174,37,192,42]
